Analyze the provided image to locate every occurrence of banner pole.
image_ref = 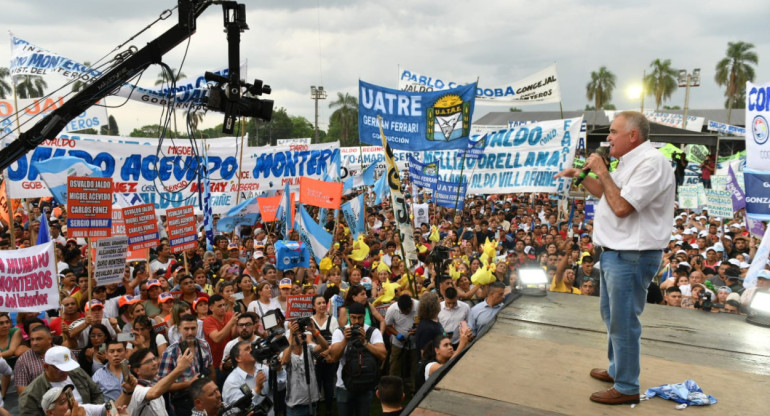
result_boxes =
[183,250,190,275]
[87,238,93,302]
[453,152,467,213]
[24,199,37,245]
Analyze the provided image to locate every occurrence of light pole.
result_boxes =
[310,85,327,144]
[678,68,700,129]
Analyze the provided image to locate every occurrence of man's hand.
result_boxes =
[554,168,581,179]
[121,372,138,393]
[177,347,195,370]
[583,153,609,177]
[255,371,266,392]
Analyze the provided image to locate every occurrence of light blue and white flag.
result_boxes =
[373,172,390,205]
[276,182,294,237]
[216,197,260,232]
[32,156,106,204]
[201,157,215,251]
[341,194,366,240]
[297,204,332,263]
[343,160,378,192]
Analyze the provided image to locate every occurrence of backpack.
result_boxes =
[341,326,380,394]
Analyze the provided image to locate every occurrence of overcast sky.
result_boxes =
[2,0,768,135]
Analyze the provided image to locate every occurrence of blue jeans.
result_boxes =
[599,249,662,395]
[287,403,317,416]
[336,387,373,416]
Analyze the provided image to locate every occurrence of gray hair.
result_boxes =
[616,111,649,142]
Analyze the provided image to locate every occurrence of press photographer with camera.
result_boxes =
[158,314,215,416]
[328,302,386,416]
[222,341,272,414]
[280,319,328,416]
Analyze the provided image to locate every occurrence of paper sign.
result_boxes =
[93,236,129,285]
[122,203,160,250]
[67,177,113,238]
[0,242,59,311]
[285,294,315,320]
[166,205,198,253]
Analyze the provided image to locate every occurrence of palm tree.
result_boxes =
[15,75,47,99]
[715,41,758,123]
[644,59,678,111]
[155,68,187,86]
[71,61,92,93]
[585,66,616,125]
[0,67,12,99]
[329,92,358,146]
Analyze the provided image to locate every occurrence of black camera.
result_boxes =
[695,291,713,312]
[219,383,273,416]
[251,333,289,363]
[348,324,365,347]
[296,317,313,334]
[426,245,450,266]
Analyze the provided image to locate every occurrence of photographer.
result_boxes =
[191,377,224,416]
[328,302,386,416]
[158,314,215,416]
[222,341,272,414]
[223,313,262,371]
[280,320,327,416]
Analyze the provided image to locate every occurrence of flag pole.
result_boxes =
[87,238,93,302]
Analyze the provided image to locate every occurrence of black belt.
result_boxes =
[599,246,616,252]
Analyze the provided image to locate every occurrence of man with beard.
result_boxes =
[221,313,261,371]
[158,314,215,416]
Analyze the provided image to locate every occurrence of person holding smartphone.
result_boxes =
[92,340,130,401]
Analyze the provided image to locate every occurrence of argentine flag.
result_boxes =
[32,156,107,204]
[373,172,390,205]
[216,197,260,232]
[341,194,366,240]
[275,182,294,238]
[297,204,332,263]
[343,161,378,194]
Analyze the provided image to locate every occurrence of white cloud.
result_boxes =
[1,0,768,135]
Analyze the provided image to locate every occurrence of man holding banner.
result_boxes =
[556,111,675,405]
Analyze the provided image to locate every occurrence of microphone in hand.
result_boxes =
[574,146,608,186]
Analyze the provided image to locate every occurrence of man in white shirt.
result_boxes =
[222,341,272,415]
[438,287,470,346]
[126,346,194,416]
[384,295,418,389]
[557,111,675,405]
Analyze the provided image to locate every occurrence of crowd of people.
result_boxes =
[0,143,766,415]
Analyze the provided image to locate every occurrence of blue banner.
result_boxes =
[358,80,476,151]
[435,180,467,210]
[408,155,439,190]
[464,133,487,160]
[744,168,770,220]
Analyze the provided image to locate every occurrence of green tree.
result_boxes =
[99,115,120,136]
[71,61,92,93]
[15,75,47,99]
[508,107,523,112]
[586,66,616,125]
[328,92,358,147]
[715,41,758,123]
[644,59,678,111]
[129,124,181,138]
[290,115,314,139]
[155,68,187,85]
[0,67,12,99]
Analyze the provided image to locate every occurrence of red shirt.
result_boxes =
[49,313,84,336]
[203,312,234,368]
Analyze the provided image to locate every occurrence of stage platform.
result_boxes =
[411,292,770,416]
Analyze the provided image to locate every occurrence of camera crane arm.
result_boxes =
[0,0,268,172]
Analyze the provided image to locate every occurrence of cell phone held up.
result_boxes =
[121,359,130,381]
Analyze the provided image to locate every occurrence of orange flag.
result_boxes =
[258,195,285,222]
[299,177,343,209]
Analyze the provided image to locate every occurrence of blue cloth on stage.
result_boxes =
[644,379,716,406]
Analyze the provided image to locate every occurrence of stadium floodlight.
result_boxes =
[746,290,770,328]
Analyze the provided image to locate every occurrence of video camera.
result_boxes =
[220,384,273,416]
[348,324,366,348]
[695,291,714,312]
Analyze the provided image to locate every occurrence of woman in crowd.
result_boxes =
[130,315,167,356]
[422,326,473,379]
[310,294,338,416]
[234,274,257,314]
[248,281,282,319]
[455,274,481,305]
[121,302,146,334]
[0,313,21,398]
[194,296,210,321]
[415,292,444,352]
[337,284,386,334]
[152,293,175,330]
[76,323,111,375]
[217,280,237,313]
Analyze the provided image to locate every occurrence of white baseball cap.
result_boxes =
[253,250,265,259]
[41,385,75,410]
[45,346,80,372]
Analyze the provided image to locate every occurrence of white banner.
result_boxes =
[277,138,311,146]
[606,110,705,132]
[423,117,582,194]
[10,34,101,82]
[93,236,129,286]
[707,120,746,136]
[746,81,770,170]
[2,132,340,214]
[398,64,561,104]
[0,242,59,312]
[1,96,109,136]
[340,146,421,179]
